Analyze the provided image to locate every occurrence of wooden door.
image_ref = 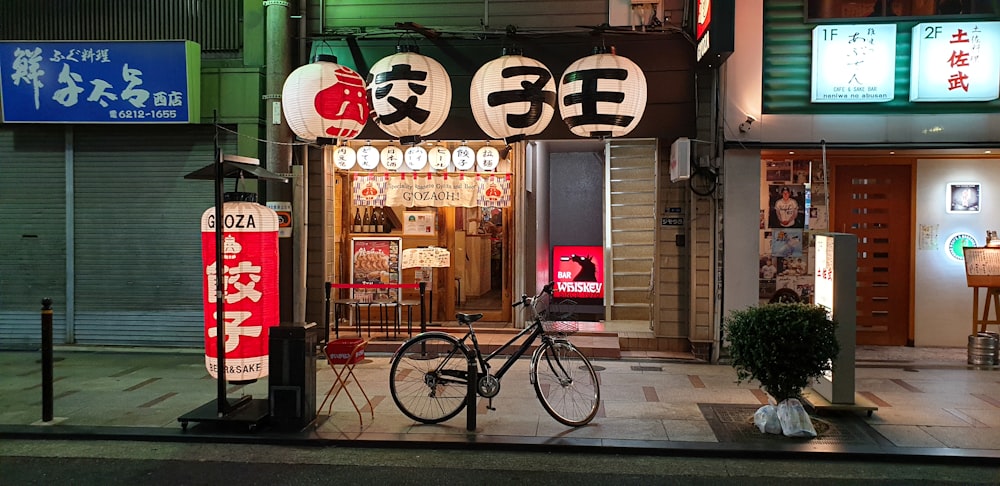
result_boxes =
[832,164,912,346]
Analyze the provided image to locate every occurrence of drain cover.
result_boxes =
[630,365,662,372]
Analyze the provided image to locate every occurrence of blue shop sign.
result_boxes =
[0,40,200,123]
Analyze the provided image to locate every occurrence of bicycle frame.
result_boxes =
[389,281,598,427]
[458,318,550,385]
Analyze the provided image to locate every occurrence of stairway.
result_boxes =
[606,139,658,324]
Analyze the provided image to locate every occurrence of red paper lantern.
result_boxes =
[282,55,369,142]
[367,46,452,144]
[470,48,556,144]
[558,47,647,138]
[200,198,280,381]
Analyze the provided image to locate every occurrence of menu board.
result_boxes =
[351,237,401,301]
[964,247,1000,287]
[401,247,451,269]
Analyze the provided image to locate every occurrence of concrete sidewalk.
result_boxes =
[1,344,998,464]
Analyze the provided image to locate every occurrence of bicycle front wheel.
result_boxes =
[389,333,470,424]
[530,340,600,426]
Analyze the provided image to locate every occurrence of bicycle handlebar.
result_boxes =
[511,282,555,308]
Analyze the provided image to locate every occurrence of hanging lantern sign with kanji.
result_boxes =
[558,47,647,138]
[357,145,380,170]
[367,46,452,144]
[200,199,280,381]
[428,146,451,171]
[476,145,500,171]
[405,145,428,170]
[453,145,475,170]
[333,145,357,170]
[282,55,369,142]
[380,145,404,170]
[470,49,556,144]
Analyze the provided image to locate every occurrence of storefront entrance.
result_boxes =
[453,206,511,322]
[332,141,516,327]
[832,162,912,346]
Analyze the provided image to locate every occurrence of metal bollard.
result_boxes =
[41,298,53,422]
[466,350,477,432]
[418,282,427,334]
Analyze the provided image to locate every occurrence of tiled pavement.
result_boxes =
[1,337,999,463]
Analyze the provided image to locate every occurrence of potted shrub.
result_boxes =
[723,302,840,436]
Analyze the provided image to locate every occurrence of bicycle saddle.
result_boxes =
[455,313,483,324]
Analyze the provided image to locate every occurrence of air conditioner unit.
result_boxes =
[669,137,691,182]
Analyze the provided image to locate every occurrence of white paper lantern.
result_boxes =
[367,46,452,144]
[558,47,647,138]
[281,55,369,142]
[470,49,556,144]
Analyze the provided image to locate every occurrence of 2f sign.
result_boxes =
[922,25,944,39]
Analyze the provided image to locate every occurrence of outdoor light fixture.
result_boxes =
[281,55,368,144]
[738,115,756,133]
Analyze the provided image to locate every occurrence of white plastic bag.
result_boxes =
[776,398,817,438]
[753,404,782,434]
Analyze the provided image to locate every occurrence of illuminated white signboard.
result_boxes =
[911,21,1000,102]
[811,24,896,103]
[814,234,834,314]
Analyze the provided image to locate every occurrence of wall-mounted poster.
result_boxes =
[765,160,792,183]
[947,182,981,213]
[771,229,804,258]
[350,237,401,302]
[403,211,437,236]
[768,184,806,229]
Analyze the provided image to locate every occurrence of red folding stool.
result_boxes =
[319,338,373,425]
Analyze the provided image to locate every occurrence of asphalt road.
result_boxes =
[2,440,997,485]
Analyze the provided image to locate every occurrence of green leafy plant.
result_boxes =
[724,303,840,403]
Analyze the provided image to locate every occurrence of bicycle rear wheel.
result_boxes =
[530,340,600,426]
[389,334,469,424]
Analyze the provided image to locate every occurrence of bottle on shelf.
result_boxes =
[353,207,362,233]
[374,207,384,233]
[382,207,392,233]
[362,207,371,233]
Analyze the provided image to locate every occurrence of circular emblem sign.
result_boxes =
[356,145,380,170]
[333,145,356,170]
[946,232,978,261]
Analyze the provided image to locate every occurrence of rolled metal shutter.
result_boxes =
[72,125,235,346]
[0,126,68,346]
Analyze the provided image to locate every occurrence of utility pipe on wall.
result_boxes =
[264,0,292,176]
[264,0,302,322]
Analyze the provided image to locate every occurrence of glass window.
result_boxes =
[806,0,997,21]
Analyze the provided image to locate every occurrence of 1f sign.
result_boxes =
[811,24,896,103]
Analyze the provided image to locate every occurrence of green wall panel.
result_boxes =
[763,0,1000,114]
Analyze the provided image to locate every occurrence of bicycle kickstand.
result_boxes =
[486,397,496,411]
